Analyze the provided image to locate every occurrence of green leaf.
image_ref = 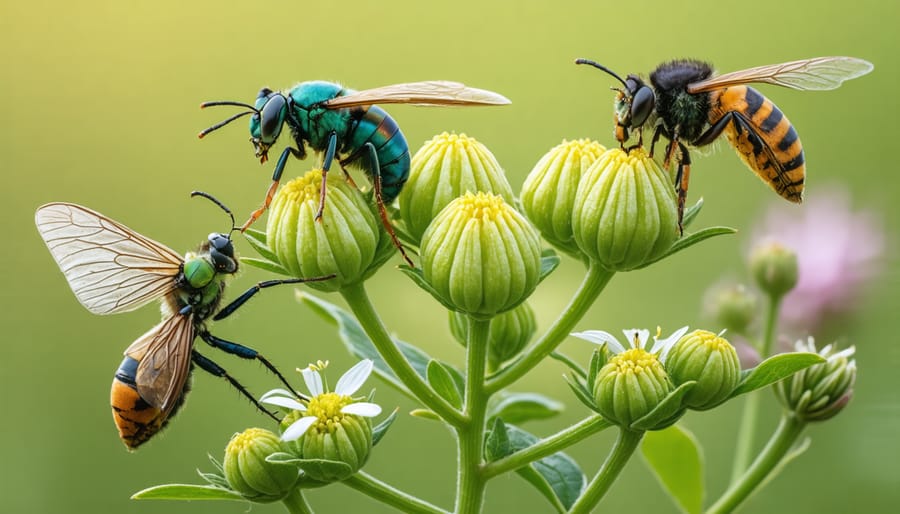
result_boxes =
[731,352,826,397]
[197,471,228,489]
[485,417,512,461]
[563,374,596,411]
[131,484,245,501]
[539,249,561,282]
[241,256,291,276]
[549,351,586,380]
[409,408,442,421]
[298,292,432,398]
[631,381,694,431]
[641,424,705,514]
[242,228,279,263]
[372,408,399,446]
[635,226,737,269]
[681,197,704,229]
[398,265,459,312]
[426,360,463,409]
[489,392,564,424]
[505,425,586,512]
[265,453,352,484]
[588,346,607,386]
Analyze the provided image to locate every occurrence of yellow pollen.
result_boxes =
[226,427,268,452]
[431,131,475,150]
[306,392,352,432]
[279,170,325,203]
[558,138,606,159]
[455,191,507,221]
[609,348,662,375]
[696,331,731,351]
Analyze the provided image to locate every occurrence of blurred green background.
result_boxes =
[2,0,897,512]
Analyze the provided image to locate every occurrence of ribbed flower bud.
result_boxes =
[521,139,606,256]
[281,393,373,482]
[449,301,536,368]
[749,242,798,299]
[420,192,542,318]
[572,148,679,271]
[224,428,299,502]
[704,283,758,335]
[399,133,514,244]
[266,169,394,291]
[775,338,856,422]
[665,330,741,410]
[593,348,674,427]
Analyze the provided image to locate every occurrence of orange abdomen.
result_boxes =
[709,86,805,202]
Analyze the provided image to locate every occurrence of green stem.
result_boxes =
[708,414,806,514]
[341,282,464,426]
[484,414,612,479]
[343,472,449,514]
[456,317,491,514]
[487,262,614,394]
[568,428,644,514]
[282,488,314,514]
[730,294,782,482]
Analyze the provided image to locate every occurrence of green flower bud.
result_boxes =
[399,133,515,244]
[775,338,856,422]
[449,301,537,368]
[420,192,542,318]
[749,242,798,299]
[283,392,373,482]
[704,283,758,335]
[665,330,741,410]
[521,139,606,257]
[572,148,679,271]
[593,348,674,427]
[224,428,299,502]
[266,169,394,291]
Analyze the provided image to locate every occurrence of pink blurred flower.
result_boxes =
[750,185,885,332]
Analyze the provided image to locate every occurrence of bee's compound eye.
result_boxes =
[207,233,237,273]
[259,94,287,144]
[630,86,655,127]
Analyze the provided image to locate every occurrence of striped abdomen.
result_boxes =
[708,86,804,202]
[110,356,188,449]
[340,105,411,203]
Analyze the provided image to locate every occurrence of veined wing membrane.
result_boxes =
[323,80,511,108]
[687,56,874,93]
[125,313,195,413]
[35,203,183,315]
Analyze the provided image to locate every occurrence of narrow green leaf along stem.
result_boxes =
[343,472,450,514]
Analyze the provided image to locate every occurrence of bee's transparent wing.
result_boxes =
[35,202,183,315]
[323,81,510,108]
[124,313,195,413]
[687,57,873,93]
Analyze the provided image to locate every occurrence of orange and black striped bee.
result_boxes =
[576,56,873,229]
[35,193,332,449]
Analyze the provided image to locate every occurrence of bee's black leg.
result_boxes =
[364,142,415,267]
[649,125,665,158]
[191,350,281,422]
[241,146,305,232]
[213,276,336,322]
[674,142,692,235]
[197,329,308,402]
[315,131,339,222]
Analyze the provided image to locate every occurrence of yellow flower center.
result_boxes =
[429,131,477,151]
[609,348,664,376]
[306,392,353,434]
[278,170,325,204]
[455,191,508,222]
[558,138,606,161]
[226,427,270,453]
[694,331,732,351]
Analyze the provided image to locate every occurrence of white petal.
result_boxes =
[653,326,690,359]
[302,368,324,396]
[341,402,382,417]
[260,396,307,411]
[335,359,374,396]
[281,416,317,442]
[571,331,625,354]
[622,329,651,350]
[260,388,297,402]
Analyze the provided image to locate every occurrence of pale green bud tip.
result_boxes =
[665,330,741,410]
[572,147,679,271]
[776,338,856,422]
[285,392,374,482]
[593,348,674,427]
[521,139,606,255]
[266,169,391,291]
[749,242,798,299]
[704,283,758,334]
[449,301,536,368]
[399,132,514,243]
[421,192,542,318]
[224,428,298,502]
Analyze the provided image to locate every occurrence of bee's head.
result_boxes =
[190,191,239,275]
[576,59,655,145]
[248,88,288,164]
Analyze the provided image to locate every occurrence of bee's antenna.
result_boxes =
[575,58,628,88]
[190,191,238,234]
[198,101,260,139]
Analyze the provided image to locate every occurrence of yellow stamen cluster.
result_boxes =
[278,170,323,203]
[455,191,507,223]
[305,392,352,434]
[608,348,664,376]
[226,427,270,453]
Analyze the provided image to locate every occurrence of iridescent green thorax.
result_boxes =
[288,81,353,149]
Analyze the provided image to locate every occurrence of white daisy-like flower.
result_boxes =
[571,326,690,362]
[260,359,383,442]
